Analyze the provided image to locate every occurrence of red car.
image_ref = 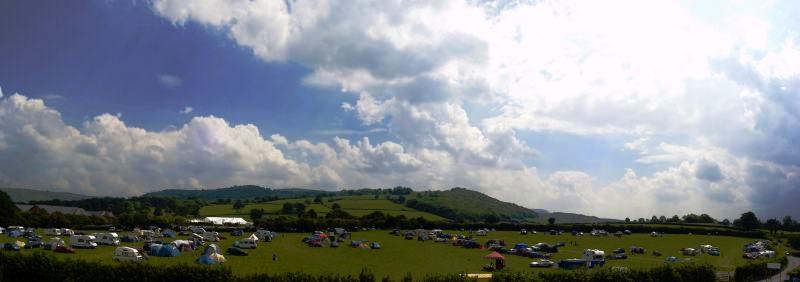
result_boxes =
[54,245,76,254]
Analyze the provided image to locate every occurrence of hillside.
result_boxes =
[143,185,327,200]
[0,187,92,203]
[536,211,621,224]
[405,188,539,222]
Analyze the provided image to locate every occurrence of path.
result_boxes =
[757,256,800,282]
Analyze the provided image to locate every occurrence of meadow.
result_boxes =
[0,229,772,279]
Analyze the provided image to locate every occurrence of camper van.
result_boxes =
[582,249,606,268]
[93,233,120,246]
[202,231,220,242]
[61,228,75,236]
[234,237,258,249]
[43,228,62,236]
[113,247,144,262]
[70,235,98,249]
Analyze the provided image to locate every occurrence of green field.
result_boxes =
[0,229,775,278]
[199,197,447,221]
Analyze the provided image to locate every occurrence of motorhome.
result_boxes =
[61,228,75,236]
[43,228,62,236]
[113,247,144,262]
[234,237,258,249]
[70,235,98,249]
[582,249,606,268]
[93,233,120,246]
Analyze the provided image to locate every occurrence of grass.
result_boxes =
[0,229,774,279]
[199,196,447,221]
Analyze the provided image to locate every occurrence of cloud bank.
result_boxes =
[2,0,799,220]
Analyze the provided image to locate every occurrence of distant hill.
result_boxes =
[143,185,327,201]
[0,187,92,203]
[405,188,539,222]
[537,211,621,224]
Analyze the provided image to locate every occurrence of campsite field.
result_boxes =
[199,197,447,221]
[0,229,775,278]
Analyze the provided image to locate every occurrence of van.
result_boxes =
[61,228,75,236]
[43,228,62,236]
[113,247,144,262]
[234,238,257,249]
[70,235,98,249]
[93,232,120,246]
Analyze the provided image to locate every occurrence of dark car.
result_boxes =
[25,237,43,249]
[226,247,248,256]
[231,229,243,236]
[54,245,76,254]
[614,253,627,259]
[3,243,20,251]
[613,248,625,254]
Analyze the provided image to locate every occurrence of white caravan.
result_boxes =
[70,235,98,249]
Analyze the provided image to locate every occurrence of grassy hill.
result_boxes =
[143,185,327,200]
[0,187,91,203]
[535,210,621,224]
[405,188,539,222]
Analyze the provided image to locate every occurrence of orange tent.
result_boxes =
[485,251,505,260]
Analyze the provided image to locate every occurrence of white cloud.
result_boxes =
[179,106,193,114]
[157,74,182,88]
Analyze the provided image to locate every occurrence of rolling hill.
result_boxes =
[0,187,92,203]
[142,185,327,200]
[405,188,539,222]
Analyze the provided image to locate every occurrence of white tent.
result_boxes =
[194,217,251,226]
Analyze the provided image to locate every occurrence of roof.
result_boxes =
[197,217,250,225]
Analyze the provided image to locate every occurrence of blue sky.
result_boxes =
[1,0,799,219]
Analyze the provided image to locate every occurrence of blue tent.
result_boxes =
[148,243,181,257]
[513,243,528,250]
[161,229,176,238]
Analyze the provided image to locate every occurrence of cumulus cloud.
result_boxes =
[179,106,193,114]
[4,0,800,219]
[157,74,182,88]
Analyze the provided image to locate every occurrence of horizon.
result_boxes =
[1,0,799,221]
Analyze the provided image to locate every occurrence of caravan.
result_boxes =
[93,233,120,246]
[113,247,145,262]
[70,235,98,249]
[234,235,258,249]
[43,228,62,236]
[61,228,75,236]
[582,249,606,268]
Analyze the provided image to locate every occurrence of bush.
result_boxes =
[734,255,788,282]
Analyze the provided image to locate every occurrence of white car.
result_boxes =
[234,238,257,249]
[530,259,554,268]
[113,247,144,262]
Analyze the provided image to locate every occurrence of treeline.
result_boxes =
[30,196,206,217]
[625,213,718,224]
[0,251,717,282]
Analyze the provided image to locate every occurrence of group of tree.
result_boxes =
[624,213,717,224]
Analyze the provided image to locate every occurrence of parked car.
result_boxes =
[226,247,248,256]
[613,253,628,259]
[54,245,76,254]
[25,236,43,249]
[371,242,382,249]
[231,229,243,236]
[530,259,554,268]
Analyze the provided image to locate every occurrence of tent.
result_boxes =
[513,243,528,250]
[484,251,505,270]
[485,251,505,260]
[197,244,226,265]
[161,229,176,238]
[148,244,181,257]
[172,240,195,252]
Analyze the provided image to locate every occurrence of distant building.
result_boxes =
[190,217,250,226]
[16,204,113,217]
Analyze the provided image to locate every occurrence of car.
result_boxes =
[25,236,43,249]
[3,242,20,251]
[226,247,248,256]
[371,242,381,249]
[54,245,76,254]
[530,259,554,268]
[231,229,243,236]
[612,248,625,254]
[614,253,628,259]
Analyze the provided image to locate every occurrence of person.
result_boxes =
[272,253,277,261]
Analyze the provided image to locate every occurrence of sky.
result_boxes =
[1,0,799,220]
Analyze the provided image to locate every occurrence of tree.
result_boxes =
[764,218,780,235]
[331,203,341,210]
[250,208,265,221]
[670,215,680,223]
[304,209,318,219]
[659,216,667,223]
[485,214,500,224]
[548,217,556,225]
[783,215,795,229]
[153,207,163,216]
[721,219,731,226]
[281,203,294,214]
[233,200,246,212]
[625,217,630,223]
[293,203,306,214]
[651,216,658,223]
[313,195,323,204]
[739,211,760,230]
[0,190,18,227]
